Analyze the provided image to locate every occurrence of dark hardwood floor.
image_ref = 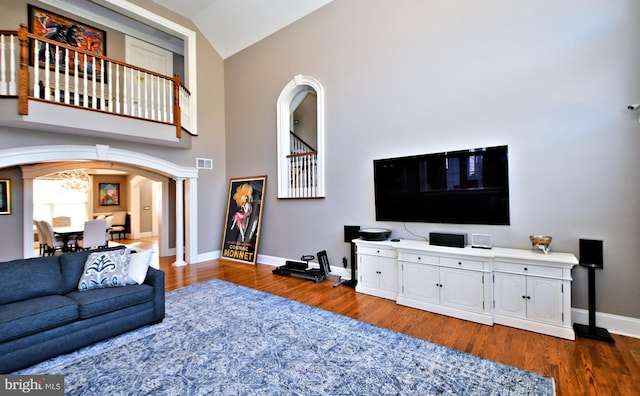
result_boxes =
[140,239,639,396]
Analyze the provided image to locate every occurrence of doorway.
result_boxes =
[6,144,198,264]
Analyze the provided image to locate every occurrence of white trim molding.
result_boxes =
[572,308,640,339]
[277,74,325,198]
[5,145,198,264]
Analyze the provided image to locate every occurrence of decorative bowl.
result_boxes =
[359,228,392,241]
[530,235,552,254]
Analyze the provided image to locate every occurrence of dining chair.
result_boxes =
[76,219,108,250]
[52,216,72,227]
[33,220,46,256]
[40,220,65,256]
[105,215,115,240]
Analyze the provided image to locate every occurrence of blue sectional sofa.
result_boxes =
[0,246,165,373]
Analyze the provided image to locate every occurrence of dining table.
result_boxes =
[53,226,83,252]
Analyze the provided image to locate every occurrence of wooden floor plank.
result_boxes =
[148,248,640,396]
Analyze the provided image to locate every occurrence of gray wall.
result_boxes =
[0,0,227,259]
[293,94,318,149]
[225,0,640,319]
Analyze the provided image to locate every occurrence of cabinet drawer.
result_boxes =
[440,257,485,271]
[398,252,439,264]
[494,261,563,278]
[357,246,397,258]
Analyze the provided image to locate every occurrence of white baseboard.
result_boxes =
[257,254,352,279]
[192,252,353,280]
[195,250,219,263]
[572,308,640,339]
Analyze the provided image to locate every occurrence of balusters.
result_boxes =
[82,53,88,108]
[0,34,5,95]
[113,63,119,113]
[136,69,141,117]
[90,56,97,109]
[63,48,69,104]
[43,42,51,100]
[0,33,18,95]
[9,33,16,95]
[168,78,174,123]
[73,50,79,106]
[3,29,191,138]
[53,44,60,102]
[285,152,318,198]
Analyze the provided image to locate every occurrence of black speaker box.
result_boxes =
[429,232,466,248]
[344,225,361,242]
[579,239,603,268]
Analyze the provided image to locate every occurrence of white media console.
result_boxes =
[354,238,579,340]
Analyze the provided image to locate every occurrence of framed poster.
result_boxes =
[98,183,120,206]
[28,5,107,79]
[0,180,10,215]
[221,176,267,264]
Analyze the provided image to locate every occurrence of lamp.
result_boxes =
[55,169,91,193]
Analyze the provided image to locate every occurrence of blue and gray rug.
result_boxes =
[17,279,554,395]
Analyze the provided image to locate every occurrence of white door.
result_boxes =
[378,256,399,294]
[125,36,173,119]
[358,255,381,290]
[493,272,527,318]
[401,261,439,304]
[440,267,485,313]
[527,276,564,325]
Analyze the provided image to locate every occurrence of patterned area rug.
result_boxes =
[17,279,555,395]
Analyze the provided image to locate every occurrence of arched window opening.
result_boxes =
[277,75,325,198]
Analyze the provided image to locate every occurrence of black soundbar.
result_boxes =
[429,232,466,248]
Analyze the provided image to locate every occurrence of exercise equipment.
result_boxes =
[273,250,340,285]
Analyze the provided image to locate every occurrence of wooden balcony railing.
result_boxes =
[0,24,192,138]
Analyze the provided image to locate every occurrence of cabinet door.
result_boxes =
[527,276,563,325]
[358,255,381,290]
[493,272,527,319]
[401,261,439,304]
[440,267,485,313]
[378,256,398,294]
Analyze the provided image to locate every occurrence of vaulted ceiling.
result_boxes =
[151,0,334,59]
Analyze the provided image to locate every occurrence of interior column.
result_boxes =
[172,177,186,267]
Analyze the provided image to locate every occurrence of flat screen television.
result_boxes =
[373,145,510,225]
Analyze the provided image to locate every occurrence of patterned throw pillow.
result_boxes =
[78,249,131,291]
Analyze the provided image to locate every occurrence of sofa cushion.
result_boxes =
[78,249,131,290]
[65,284,154,319]
[0,295,78,343]
[0,256,62,305]
[59,246,127,293]
[127,249,153,285]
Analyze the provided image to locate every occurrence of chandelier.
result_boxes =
[55,169,92,193]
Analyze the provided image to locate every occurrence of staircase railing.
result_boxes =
[1,25,192,138]
[286,151,318,198]
[285,132,318,197]
[290,131,314,154]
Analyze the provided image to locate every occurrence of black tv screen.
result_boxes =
[374,145,510,225]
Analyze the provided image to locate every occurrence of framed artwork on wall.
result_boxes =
[221,176,267,265]
[98,183,120,206]
[0,180,10,215]
[28,4,107,79]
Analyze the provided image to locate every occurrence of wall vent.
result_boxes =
[196,158,213,169]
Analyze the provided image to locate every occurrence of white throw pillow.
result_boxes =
[127,249,153,285]
[78,249,131,291]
